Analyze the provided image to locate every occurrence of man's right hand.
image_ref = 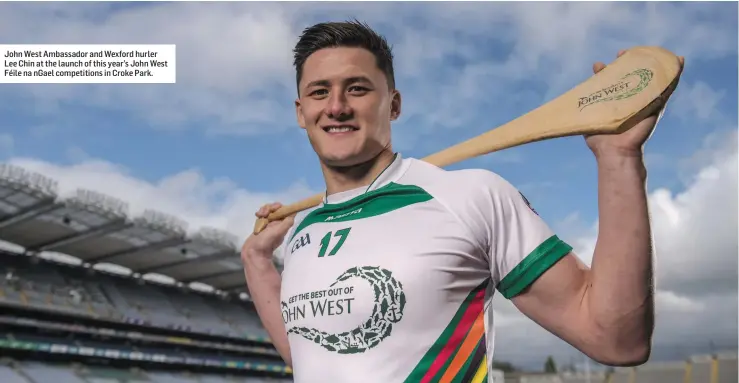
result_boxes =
[240,202,295,367]
[241,202,295,261]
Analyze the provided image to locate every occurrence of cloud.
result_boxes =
[671,81,727,123]
[491,129,738,368]
[0,2,300,135]
[6,157,317,244]
[0,2,734,143]
[385,2,735,139]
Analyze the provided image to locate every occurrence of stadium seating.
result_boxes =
[0,360,292,382]
[0,255,268,341]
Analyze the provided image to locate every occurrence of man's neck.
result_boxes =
[322,149,396,196]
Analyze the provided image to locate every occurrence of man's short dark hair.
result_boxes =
[293,20,395,94]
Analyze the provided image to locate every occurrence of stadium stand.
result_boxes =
[0,163,735,383]
[0,164,291,382]
[500,352,738,382]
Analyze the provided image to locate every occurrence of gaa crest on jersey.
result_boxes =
[290,233,311,254]
[519,192,539,215]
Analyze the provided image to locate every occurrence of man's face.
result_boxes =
[295,47,401,167]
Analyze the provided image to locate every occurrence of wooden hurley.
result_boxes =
[253,46,683,234]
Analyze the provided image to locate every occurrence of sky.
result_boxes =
[0,1,737,372]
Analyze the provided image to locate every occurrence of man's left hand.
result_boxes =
[585,50,685,160]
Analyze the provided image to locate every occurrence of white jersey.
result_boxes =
[279,153,572,383]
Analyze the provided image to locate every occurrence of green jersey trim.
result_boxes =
[496,235,573,299]
[322,152,400,204]
[364,152,399,193]
[289,182,433,242]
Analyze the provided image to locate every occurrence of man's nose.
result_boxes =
[325,92,352,119]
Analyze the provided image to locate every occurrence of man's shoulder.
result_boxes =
[284,204,321,242]
[403,157,515,198]
[401,159,528,246]
[294,203,321,223]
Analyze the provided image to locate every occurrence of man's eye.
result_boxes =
[349,86,368,93]
[310,89,328,97]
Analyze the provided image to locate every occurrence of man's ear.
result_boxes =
[390,89,402,121]
[295,98,306,129]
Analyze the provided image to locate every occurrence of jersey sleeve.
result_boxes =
[278,206,317,271]
[277,222,298,273]
[469,171,573,299]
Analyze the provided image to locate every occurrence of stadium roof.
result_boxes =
[0,163,271,299]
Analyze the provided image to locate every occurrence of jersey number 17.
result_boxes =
[318,227,352,258]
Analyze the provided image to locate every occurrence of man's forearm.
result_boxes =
[587,154,654,361]
[243,253,292,366]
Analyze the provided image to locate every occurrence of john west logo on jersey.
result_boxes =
[281,266,407,354]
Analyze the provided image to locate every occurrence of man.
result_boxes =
[242,20,683,383]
